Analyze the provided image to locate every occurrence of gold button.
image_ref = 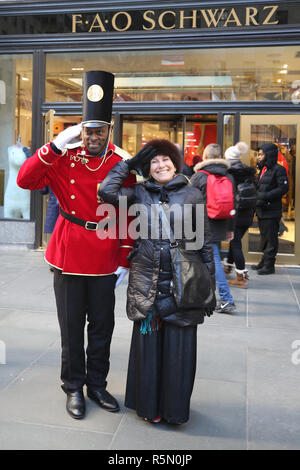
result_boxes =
[70,179,75,184]
[71,195,75,199]
[71,211,76,215]
[71,163,75,168]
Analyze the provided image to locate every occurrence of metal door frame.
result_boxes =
[240,114,300,265]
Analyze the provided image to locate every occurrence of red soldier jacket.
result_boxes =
[17,141,136,276]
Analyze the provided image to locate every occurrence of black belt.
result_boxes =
[60,207,115,231]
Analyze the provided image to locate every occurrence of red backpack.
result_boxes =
[200,170,235,219]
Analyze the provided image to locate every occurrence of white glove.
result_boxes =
[53,123,82,151]
[114,267,128,288]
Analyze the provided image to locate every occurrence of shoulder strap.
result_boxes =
[153,202,177,247]
[198,170,210,175]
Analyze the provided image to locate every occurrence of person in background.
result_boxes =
[223,142,256,288]
[192,155,202,173]
[99,139,215,425]
[252,143,289,275]
[175,143,193,177]
[191,143,236,314]
[40,186,59,236]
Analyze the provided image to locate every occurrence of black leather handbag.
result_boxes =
[157,203,216,314]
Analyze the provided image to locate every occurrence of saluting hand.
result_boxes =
[53,123,83,151]
[126,146,157,171]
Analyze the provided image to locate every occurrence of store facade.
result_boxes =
[0,0,300,264]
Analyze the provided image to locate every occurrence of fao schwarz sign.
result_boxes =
[0,3,297,36]
[72,5,281,33]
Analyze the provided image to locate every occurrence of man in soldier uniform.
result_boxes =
[17,71,135,419]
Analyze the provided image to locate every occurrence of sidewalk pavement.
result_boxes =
[0,247,300,451]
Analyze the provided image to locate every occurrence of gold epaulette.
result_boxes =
[114,145,132,161]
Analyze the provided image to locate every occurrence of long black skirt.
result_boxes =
[125,320,197,424]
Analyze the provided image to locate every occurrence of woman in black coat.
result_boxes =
[99,139,215,425]
[223,142,256,288]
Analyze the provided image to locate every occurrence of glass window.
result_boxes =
[0,54,32,220]
[46,45,300,103]
[184,115,217,166]
[122,115,182,156]
[121,114,217,169]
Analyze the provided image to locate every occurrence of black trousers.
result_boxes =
[227,224,249,270]
[53,269,116,393]
[125,321,197,424]
[257,217,280,268]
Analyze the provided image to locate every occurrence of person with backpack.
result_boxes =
[191,143,237,314]
[223,142,256,288]
[252,143,289,274]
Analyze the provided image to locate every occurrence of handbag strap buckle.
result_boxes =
[170,241,178,248]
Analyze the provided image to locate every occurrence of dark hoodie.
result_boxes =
[228,160,256,226]
[256,143,289,219]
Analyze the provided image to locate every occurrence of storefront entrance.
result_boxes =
[121,114,219,166]
[41,112,222,247]
[41,111,300,266]
[241,115,300,265]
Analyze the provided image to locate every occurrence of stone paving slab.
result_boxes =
[0,249,300,450]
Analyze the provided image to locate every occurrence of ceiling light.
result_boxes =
[72,67,84,71]
[279,70,288,74]
[277,79,282,83]
[22,77,29,81]
[283,64,288,68]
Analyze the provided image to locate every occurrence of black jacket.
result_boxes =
[99,161,215,326]
[256,144,289,219]
[191,159,236,243]
[228,161,256,227]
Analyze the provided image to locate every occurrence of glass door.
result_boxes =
[121,114,218,169]
[240,115,300,265]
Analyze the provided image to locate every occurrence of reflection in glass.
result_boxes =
[46,45,300,103]
[122,115,183,156]
[0,54,32,220]
[248,124,296,255]
[184,115,217,167]
[223,115,235,155]
[121,115,218,170]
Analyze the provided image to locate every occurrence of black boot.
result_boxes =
[257,265,275,275]
[251,260,264,271]
[66,390,86,419]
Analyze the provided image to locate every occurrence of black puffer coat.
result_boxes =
[99,161,215,326]
[256,143,289,219]
[191,159,236,242]
[228,161,256,227]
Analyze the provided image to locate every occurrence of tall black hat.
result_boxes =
[82,70,114,127]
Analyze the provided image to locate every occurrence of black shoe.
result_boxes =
[66,390,86,420]
[251,262,264,271]
[257,266,275,275]
[87,388,120,413]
